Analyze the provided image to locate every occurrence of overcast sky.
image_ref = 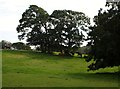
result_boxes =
[0,0,106,45]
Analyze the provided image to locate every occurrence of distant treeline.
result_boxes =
[0,40,31,50]
[0,40,91,57]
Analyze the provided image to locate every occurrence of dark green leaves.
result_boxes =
[86,2,120,70]
[17,5,90,55]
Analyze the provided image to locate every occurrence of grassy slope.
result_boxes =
[2,50,119,87]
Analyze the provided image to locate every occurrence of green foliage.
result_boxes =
[86,2,120,70]
[0,40,11,49]
[49,10,90,55]
[12,42,31,50]
[16,5,90,55]
[17,5,49,45]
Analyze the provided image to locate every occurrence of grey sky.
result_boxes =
[0,0,106,45]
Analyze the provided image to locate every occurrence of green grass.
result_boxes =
[2,50,119,87]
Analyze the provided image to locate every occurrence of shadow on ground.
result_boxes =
[67,72,119,82]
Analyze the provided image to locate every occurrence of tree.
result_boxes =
[17,5,90,55]
[48,10,90,55]
[17,5,49,52]
[86,2,120,70]
[0,40,12,49]
[12,42,31,50]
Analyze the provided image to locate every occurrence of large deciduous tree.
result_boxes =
[17,5,49,52]
[49,10,90,55]
[17,5,90,55]
[86,2,120,70]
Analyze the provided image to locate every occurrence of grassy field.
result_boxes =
[2,50,120,87]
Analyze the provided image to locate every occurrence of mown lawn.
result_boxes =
[2,50,120,87]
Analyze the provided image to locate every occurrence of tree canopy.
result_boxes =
[86,2,120,70]
[0,40,12,49]
[17,5,90,55]
[12,42,31,50]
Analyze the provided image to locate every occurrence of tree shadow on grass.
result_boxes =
[25,51,75,60]
[67,72,119,83]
